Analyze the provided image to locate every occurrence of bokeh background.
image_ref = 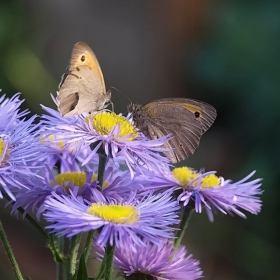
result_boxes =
[0,1,279,279]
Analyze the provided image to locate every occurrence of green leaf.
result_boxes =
[94,255,106,280]
[75,252,88,280]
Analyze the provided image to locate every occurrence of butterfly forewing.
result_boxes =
[150,98,216,134]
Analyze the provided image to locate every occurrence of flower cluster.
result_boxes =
[1,92,263,280]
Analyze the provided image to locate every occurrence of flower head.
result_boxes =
[0,93,43,200]
[11,161,148,219]
[172,167,263,221]
[11,167,99,217]
[43,190,179,247]
[95,239,203,280]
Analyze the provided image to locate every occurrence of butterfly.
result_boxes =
[128,98,216,163]
[57,42,111,117]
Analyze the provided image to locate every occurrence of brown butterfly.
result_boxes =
[58,42,111,117]
[128,98,216,163]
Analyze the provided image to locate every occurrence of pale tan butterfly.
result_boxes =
[58,42,111,117]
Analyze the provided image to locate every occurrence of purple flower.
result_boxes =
[12,161,149,218]
[95,239,203,280]
[43,190,179,247]
[0,93,43,200]
[171,167,263,221]
[40,104,172,178]
[11,168,99,218]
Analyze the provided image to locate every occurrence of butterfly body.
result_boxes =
[58,42,111,117]
[128,98,216,163]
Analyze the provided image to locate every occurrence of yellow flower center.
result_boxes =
[87,203,139,224]
[86,112,138,141]
[200,174,221,188]
[51,172,97,191]
[172,166,220,189]
[0,139,8,165]
[172,167,197,186]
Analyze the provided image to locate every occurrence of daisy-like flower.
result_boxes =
[171,166,263,221]
[41,103,172,177]
[12,165,146,218]
[0,93,43,200]
[95,239,203,280]
[11,167,99,217]
[43,190,179,247]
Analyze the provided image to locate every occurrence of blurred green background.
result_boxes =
[0,1,279,279]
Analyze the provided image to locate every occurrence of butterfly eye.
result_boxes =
[81,55,85,62]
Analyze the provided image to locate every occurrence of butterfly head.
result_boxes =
[127,103,144,126]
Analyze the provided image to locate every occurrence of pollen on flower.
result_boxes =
[51,172,97,191]
[102,181,110,189]
[0,138,8,165]
[0,139,6,156]
[40,134,65,149]
[87,203,139,224]
[86,112,138,140]
[201,174,220,188]
[172,167,197,186]
[48,135,65,148]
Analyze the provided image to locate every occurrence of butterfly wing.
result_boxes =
[58,42,109,117]
[155,98,217,134]
[140,98,216,163]
[58,66,108,117]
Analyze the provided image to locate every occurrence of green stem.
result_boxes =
[56,237,65,280]
[2,191,66,277]
[97,150,107,190]
[84,230,95,263]
[68,234,82,278]
[174,207,193,249]
[104,243,115,280]
[47,234,66,265]
[0,219,24,280]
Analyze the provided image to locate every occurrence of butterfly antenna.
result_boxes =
[109,100,114,112]
[110,86,132,103]
[110,86,132,114]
